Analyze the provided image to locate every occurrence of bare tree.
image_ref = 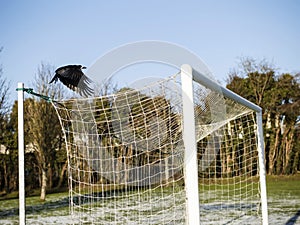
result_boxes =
[0,47,10,136]
[25,63,66,201]
[0,47,15,194]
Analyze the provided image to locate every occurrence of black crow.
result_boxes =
[49,65,94,97]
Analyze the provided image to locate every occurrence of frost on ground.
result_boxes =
[0,208,299,224]
[0,191,299,224]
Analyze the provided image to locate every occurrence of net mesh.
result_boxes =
[53,72,263,224]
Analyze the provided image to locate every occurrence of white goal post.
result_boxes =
[25,64,270,224]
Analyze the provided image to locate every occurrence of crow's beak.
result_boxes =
[82,66,87,69]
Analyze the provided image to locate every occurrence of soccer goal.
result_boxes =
[51,64,268,224]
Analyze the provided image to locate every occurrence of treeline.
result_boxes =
[226,58,300,175]
[0,58,299,200]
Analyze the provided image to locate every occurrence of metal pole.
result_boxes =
[256,111,269,225]
[18,82,25,225]
[181,64,200,225]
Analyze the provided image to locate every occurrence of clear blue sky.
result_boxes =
[1,0,299,99]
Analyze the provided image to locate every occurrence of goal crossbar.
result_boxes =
[190,65,261,113]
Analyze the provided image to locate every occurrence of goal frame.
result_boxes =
[16,63,269,224]
[181,64,268,225]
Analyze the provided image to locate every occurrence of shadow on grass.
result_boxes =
[0,196,69,218]
[0,189,125,218]
[285,210,300,225]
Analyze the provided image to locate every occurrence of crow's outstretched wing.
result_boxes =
[76,73,94,97]
[51,65,94,97]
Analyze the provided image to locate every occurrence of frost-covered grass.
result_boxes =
[0,175,299,224]
[266,174,300,224]
[0,191,70,224]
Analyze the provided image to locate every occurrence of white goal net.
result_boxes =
[52,65,268,224]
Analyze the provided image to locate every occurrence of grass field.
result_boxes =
[0,174,299,224]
